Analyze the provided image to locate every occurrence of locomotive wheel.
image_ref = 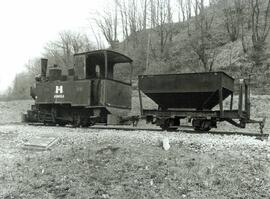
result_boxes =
[81,118,95,128]
[58,122,67,127]
[160,118,180,131]
[72,116,95,128]
[44,122,56,126]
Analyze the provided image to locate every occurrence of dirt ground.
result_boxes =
[1,96,270,198]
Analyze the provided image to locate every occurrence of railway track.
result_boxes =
[90,126,269,139]
[0,122,27,126]
[181,129,269,139]
[1,122,267,139]
[24,123,269,140]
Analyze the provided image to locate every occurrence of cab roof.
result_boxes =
[74,50,133,63]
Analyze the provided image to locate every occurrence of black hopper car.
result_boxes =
[24,50,265,133]
[138,72,265,132]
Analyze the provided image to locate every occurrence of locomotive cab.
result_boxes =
[73,50,133,110]
[74,50,133,84]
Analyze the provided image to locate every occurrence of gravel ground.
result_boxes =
[1,124,270,198]
[0,100,32,124]
[0,97,270,198]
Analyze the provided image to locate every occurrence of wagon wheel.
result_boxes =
[57,122,66,127]
[89,119,96,126]
[72,113,81,128]
[201,120,211,131]
[81,119,90,128]
[44,121,56,126]
[160,118,180,131]
[192,119,211,132]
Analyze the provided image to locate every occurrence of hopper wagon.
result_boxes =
[138,72,265,132]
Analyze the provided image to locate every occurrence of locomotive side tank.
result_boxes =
[26,50,133,126]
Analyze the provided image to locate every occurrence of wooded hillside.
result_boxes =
[2,0,270,100]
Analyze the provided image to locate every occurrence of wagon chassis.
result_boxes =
[142,109,265,133]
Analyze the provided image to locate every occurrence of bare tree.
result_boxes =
[94,1,119,49]
[188,0,216,71]
[89,24,105,49]
[150,0,174,56]
[24,58,41,77]
[238,0,249,53]
[186,0,192,20]
[186,0,192,34]
[150,0,156,27]
[223,0,243,42]
[128,0,140,46]
[142,0,148,30]
[98,0,147,48]
[237,0,270,69]
[167,0,173,41]
[251,0,270,43]
[117,0,129,41]
[177,0,186,22]
[44,31,95,69]
[250,0,270,67]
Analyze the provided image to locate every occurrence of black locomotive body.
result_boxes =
[25,50,133,126]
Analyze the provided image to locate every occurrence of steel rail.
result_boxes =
[181,129,269,139]
[23,123,269,139]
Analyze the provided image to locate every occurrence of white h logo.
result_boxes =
[55,85,63,94]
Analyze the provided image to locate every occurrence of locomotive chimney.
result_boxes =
[41,58,48,79]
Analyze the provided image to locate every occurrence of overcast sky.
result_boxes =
[0,0,105,94]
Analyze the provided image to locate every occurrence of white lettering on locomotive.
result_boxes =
[55,85,63,94]
[54,85,64,98]
[54,94,64,98]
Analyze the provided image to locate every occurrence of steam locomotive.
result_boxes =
[25,50,134,127]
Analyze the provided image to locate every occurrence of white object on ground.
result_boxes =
[162,137,170,150]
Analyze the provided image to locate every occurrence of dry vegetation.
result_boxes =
[0,100,32,124]
[2,125,270,199]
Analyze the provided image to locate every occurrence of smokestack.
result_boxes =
[41,58,48,79]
